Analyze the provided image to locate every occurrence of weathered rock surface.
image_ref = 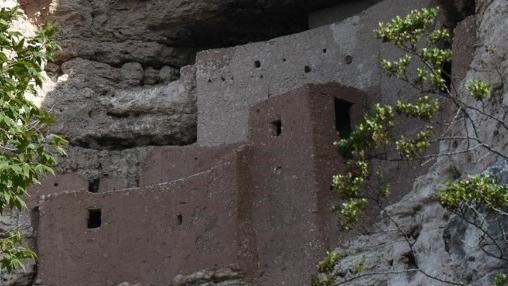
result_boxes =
[323,0,508,285]
[194,0,433,146]
[20,0,342,65]
[0,210,36,286]
[55,146,146,191]
[42,58,197,149]
[20,0,348,151]
[113,267,249,286]
[437,0,476,28]
[171,267,249,286]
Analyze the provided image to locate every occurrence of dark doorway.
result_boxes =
[270,119,282,136]
[335,98,353,139]
[87,209,102,229]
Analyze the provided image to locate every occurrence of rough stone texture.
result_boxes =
[323,1,508,285]
[171,267,249,286]
[120,62,144,87]
[308,0,383,28]
[116,283,142,286]
[15,0,425,152]
[195,0,432,146]
[19,0,343,64]
[54,146,147,191]
[143,67,159,85]
[19,0,351,151]
[160,66,180,84]
[327,160,508,286]
[42,58,197,149]
[0,209,36,286]
[437,0,476,28]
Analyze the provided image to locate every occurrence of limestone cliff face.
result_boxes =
[0,0,506,285]
[19,0,339,152]
[325,1,508,285]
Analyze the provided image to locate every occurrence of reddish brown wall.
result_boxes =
[36,154,243,286]
[33,83,367,286]
[28,173,88,206]
[245,84,366,284]
[139,145,239,186]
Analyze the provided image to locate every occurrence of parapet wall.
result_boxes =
[32,83,366,286]
[36,156,242,286]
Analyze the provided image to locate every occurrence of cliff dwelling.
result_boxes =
[1,0,506,285]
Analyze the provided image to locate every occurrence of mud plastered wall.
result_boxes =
[33,84,362,286]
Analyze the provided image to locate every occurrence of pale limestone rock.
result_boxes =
[172,267,248,286]
[160,65,180,83]
[326,1,508,285]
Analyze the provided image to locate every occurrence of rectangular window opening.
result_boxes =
[335,98,353,139]
[87,209,102,229]
[88,178,100,193]
[270,119,282,136]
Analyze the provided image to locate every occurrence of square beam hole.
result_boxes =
[335,98,353,139]
[270,119,282,136]
[87,209,102,229]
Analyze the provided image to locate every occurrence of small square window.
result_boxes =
[270,119,282,136]
[88,178,100,193]
[87,209,102,229]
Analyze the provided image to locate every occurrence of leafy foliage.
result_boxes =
[311,251,344,286]
[315,5,508,286]
[0,232,36,272]
[0,6,65,272]
[330,6,496,231]
[466,79,491,101]
[493,273,508,286]
[376,8,438,46]
[395,96,440,121]
[437,175,508,212]
[324,6,507,286]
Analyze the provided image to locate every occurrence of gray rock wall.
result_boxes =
[308,0,383,28]
[44,59,197,149]
[323,0,508,285]
[195,0,432,146]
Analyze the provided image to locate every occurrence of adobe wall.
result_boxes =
[32,83,364,286]
[138,145,240,186]
[244,84,367,285]
[195,0,433,146]
[35,154,244,286]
